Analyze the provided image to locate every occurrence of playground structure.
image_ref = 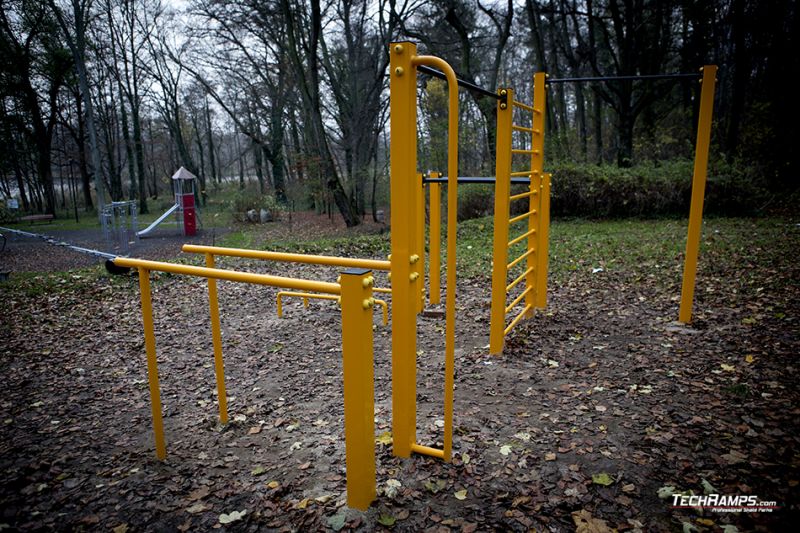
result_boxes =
[136,167,198,238]
[101,200,139,254]
[114,42,717,511]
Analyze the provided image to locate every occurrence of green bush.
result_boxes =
[450,160,770,221]
[229,186,284,221]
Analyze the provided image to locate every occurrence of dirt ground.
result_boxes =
[0,218,798,532]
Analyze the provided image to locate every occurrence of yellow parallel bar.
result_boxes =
[276,291,389,326]
[679,65,717,324]
[535,173,551,308]
[511,125,533,133]
[506,267,534,293]
[182,244,391,271]
[205,254,228,424]
[373,287,391,294]
[510,190,536,202]
[415,173,425,314]
[411,53,458,463]
[137,267,166,460]
[527,72,547,316]
[505,285,534,314]
[410,443,445,459]
[512,149,533,155]
[512,100,535,112]
[509,210,537,225]
[429,177,441,305]
[504,304,533,335]
[340,269,376,510]
[489,88,514,354]
[114,257,341,294]
[389,42,418,459]
[510,170,531,177]
[508,248,536,270]
[508,227,536,248]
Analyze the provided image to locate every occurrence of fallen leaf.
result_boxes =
[267,481,279,489]
[545,453,557,461]
[296,498,310,509]
[745,355,755,364]
[219,510,246,524]
[572,509,612,533]
[461,452,470,465]
[385,479,401,498]
[721,450,747,464]
[327,512,347,531]
[188,487,210,501]
[112,524,128,533]
[696,518,715,526]
[376,431,392,446]
[592,473,614,486]
[248,426,261,435]
[701,478,717,495]
[186,503,209,514]
[251,466,266,476]
[720,363,735,372]
[499,445,512,456]
[377,513,396,527]
[657,485,677,499]
[454,489,467,500]
[622,484,635,493]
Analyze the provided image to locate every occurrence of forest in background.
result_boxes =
[0,0,797,226]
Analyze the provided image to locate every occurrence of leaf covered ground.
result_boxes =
[0,215,798,532]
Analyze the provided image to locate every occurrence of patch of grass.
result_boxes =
[219,230,254,249]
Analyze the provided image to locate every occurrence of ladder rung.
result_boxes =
[512,125,533,133]
[509,210,537,224]
[510,171,531,177]
[411,443,445,459]
[508,228,536,248]
[512,100,535,112]
[504,304,533,335]
[507,248,535,269]
[505,286,533,314]
[506,267,534,293]
[512,149,533,155]
[510,190,537,201]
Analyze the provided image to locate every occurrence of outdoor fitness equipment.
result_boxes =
[137,167,198,238]
[115,42,717,512]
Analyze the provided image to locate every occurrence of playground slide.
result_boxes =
[136,203,178,238]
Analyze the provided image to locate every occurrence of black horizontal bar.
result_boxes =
[545,73,701,84]
[417,65,504,102]
[423,176,531,185]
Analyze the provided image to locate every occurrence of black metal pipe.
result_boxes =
[423,176,531,185]
[417,65,504,102]
[545,73,700,84]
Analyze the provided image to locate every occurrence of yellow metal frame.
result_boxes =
[390,43,458,462]
[276,290,388,326]
[115,256,377,510]
[428,172,441,305]
[679,66,717,323]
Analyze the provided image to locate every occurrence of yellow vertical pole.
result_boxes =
[340,268,376,510]
[679,65,717,323]
[429,176,441,305]
[138,267,166,460]
[415,172,425,313]
[389,42,417,458]
[527,72,547,316]
[205,253,228,424]
[536,173,551,308]
[489,89,514,355]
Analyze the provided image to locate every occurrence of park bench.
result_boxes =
[19,214,54,224]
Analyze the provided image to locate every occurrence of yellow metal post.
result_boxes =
[389,42,418,458]
[679,65,718,323]
[429,175,441,305]
[339,268,376,510]
[527,72,547,316]
[137,267,166,460]
[489,89,514,355]
[205,253,228,424]
[535,173,551,308]
[415,172,425,314]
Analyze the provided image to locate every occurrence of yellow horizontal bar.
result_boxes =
[505,286,533,314]
[279,291,338,302]
[182,244,391,271]
[510,190,537,201]
[114,257,341,294]
[373,287,391,294]
[510,171,531,176]
[511,125,533,133]
[506,267,534,293]
[410,443,445,459]
[508,248,536,270]
[504,304,533,335]
[512,149,533,155]
[512,100,535,112]
[508,228,536,248]
[509,210,537,224]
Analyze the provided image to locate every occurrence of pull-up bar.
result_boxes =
[545,73,701,84]
[417,64,505,102]
[423,176,531,185]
